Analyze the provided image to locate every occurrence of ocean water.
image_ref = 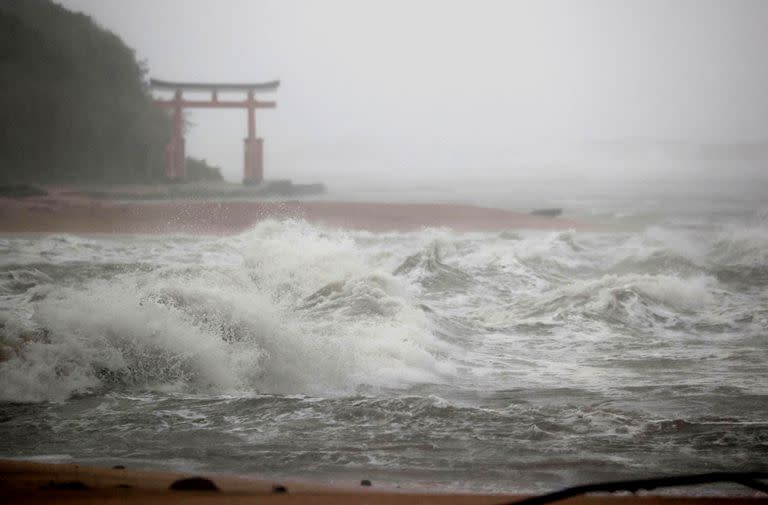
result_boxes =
[1,182,767,494]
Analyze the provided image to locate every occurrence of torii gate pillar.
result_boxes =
[164,90,186,181]
[243,91,263,185]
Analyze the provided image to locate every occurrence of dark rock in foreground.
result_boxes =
[169,477,219,491]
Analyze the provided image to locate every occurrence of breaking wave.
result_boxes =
[0,221,455,402]
[1,220,766,403]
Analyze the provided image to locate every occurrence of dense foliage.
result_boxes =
[186,157,223,182]
[0,0,170,183]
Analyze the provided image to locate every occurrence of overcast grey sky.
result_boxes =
[57,0,768,181]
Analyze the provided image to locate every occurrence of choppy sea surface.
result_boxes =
[1,178,767,494]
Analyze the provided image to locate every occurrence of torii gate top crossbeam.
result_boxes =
[149,78,280,92]
[153,98,276,109]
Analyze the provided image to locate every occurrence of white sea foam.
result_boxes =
[0,220,455,402]
[1,218,767,403]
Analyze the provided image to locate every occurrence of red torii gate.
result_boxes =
[150,79,279,184]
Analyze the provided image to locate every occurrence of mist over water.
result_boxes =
[1,178,766,493]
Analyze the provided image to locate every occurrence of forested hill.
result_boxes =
[0,0,170,183]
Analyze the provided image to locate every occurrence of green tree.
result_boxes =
[0,0,170,183]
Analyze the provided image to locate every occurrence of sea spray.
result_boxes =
[0,220,454,402]
[0,218,766,492]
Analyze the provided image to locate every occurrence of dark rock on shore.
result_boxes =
[0,185,48,198]
[530,208,563,217]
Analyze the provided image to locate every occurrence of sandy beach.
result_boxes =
[1,460,763,505]
[0,190,588,234]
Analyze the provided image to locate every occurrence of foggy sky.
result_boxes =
[56,0,768,181]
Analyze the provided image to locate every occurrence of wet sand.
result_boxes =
[1,460,762,505]
[0,194,588,234]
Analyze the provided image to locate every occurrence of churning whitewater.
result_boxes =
[1,217,767,492]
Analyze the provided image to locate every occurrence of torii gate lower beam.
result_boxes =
[150,79,279,185]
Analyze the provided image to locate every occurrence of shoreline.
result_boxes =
[0,194,593,235]
[0,459,761,505]
[0,459,520,504]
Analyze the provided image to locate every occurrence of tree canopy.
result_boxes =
[0,0,170,183]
